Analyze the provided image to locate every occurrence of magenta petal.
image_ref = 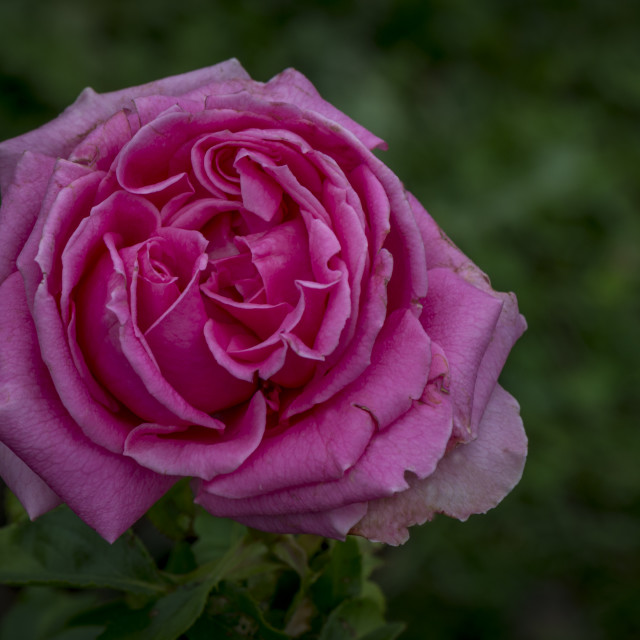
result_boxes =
[68,109,135,171]
[196,390,452,519]
[60,190,161,324]
[34,262,135,453]
[348,164,391,260]
[125,392,266,480]
[411,192,526,433]
[0,273,175,542]
[203,293,292,340]
[379,185,428,312]
[284,248,393,419]
[235,153,283,221]
[241,219,313,305]
[421,268,504,441]
[143,249,256,413]
[0,442,61,519]
[0,152,55,284]
[100,237,223,429]
[352,385,527,545]
[470,292,527,433]
[208,502,369,540]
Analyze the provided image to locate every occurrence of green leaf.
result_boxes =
[311,538,363,613]
[361,579,387,612]
[192,509,247,566]
[164,540,197,575]
[0,506,165,594]
[319,598,390,640]
[273,537,308,578]
[189,581,289,640]
[0,587,100,640]
[98,576,217,640]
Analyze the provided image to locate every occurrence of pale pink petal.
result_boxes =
[0,442,61,519]
[0,273,174,542]
[352,385,527,545]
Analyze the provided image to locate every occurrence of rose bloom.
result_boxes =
[0,60,526,545]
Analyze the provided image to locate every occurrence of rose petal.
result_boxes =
[125,392,266,480]
[420,268,504,441]
[411,192,527,432]
[226,502,369,540]
[283,247,392,418]
[142,234,256,413]
[0,152,55,285]
[260,68,386,152]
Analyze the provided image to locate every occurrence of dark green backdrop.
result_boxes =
[1,1,639,638]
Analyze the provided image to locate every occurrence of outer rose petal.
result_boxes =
[232,502,369,540]
[259,68,387,152]
[421,268,504,441]
[351,384,527,545]
[0,273,174,542]
[0,152,55,284]
[0,443,61,518]
[0,60,250,192]
[413,192,527,437]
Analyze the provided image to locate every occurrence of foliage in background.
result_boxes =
[0,484,402,640]
[1,0,639,638]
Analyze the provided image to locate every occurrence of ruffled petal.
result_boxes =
[351,385,527,545]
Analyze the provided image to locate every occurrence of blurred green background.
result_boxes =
[1,0,639,638]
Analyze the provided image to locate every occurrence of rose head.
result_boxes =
[0,60,526,544]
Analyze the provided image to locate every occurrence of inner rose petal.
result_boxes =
[239,218,313,305]
[235,152,283,222]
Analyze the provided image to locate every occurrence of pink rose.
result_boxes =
[0,60,526,545]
